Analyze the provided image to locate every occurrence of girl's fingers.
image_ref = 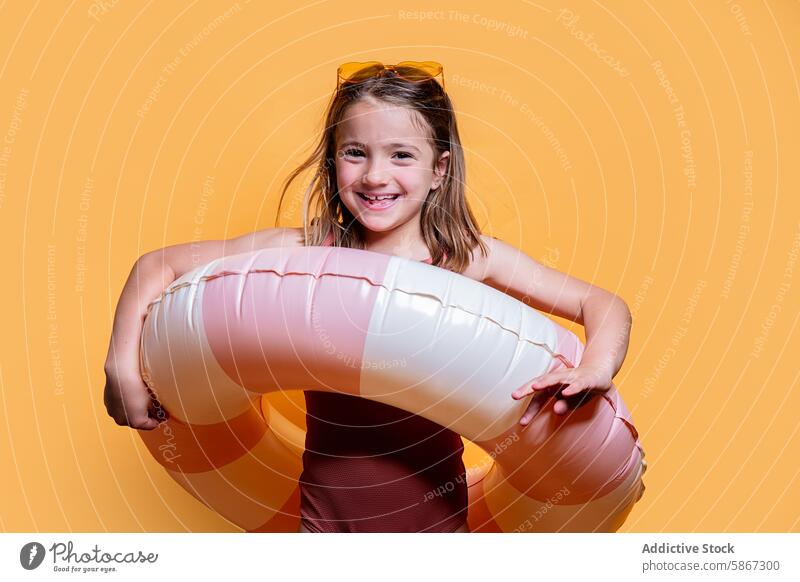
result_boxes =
[555,390,600,413]
[518,391,548,425]
[560,383,585,397]
[512,383,535,399]
[519,386,599,419]
[538,372,581,390]
[147,398,169,423]
[519,410,534,425]
[553,398,569,415]
[512,373,568,399]
[531,373,567,389]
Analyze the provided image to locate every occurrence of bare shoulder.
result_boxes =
[232,227,305,252]
[267,227,305,248]
[458,234,498,283]
[470,234,544,281]
[459,234,537,284]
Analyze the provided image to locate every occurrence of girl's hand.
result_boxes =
[103,369,168,430]
[511,365,613,423]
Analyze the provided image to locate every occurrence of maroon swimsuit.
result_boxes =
[298,234,468,532]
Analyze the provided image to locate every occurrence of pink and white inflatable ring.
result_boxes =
[137,244,646,532]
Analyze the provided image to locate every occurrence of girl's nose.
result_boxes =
[362,161,390,186]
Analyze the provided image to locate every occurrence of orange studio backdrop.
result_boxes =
[1,0,798,532]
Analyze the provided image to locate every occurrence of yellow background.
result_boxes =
[1,0,798,532]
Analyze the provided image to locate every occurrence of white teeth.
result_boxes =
[360,193,400,201]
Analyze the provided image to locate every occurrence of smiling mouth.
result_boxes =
[357,192,402,201]
[355,192,403,210]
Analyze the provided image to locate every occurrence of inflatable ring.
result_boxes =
[138,245,646,532]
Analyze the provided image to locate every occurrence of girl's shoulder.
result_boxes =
[246,227,306,250]
[457,234,497,283]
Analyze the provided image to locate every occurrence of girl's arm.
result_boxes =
[104,227,299,429]
[478,236,632,418]
[103,253,177,430]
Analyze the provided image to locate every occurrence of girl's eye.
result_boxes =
[340,149,414,160]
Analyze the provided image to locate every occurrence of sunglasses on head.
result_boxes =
[336,61,445,90]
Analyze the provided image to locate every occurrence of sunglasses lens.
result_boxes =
[338,61,383,83]
[395,67,430,82]
[397,61,442,82]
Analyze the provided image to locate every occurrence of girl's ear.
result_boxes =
[431,150,450,190]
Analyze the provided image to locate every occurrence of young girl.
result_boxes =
[104,61,632,533]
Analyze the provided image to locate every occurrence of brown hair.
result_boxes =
[275,65,487,273]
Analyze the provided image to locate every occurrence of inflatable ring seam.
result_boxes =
[148,266,579,365]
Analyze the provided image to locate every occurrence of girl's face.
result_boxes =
[334,98,449,235]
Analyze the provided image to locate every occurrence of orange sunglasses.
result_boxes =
[336,61,445,90]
